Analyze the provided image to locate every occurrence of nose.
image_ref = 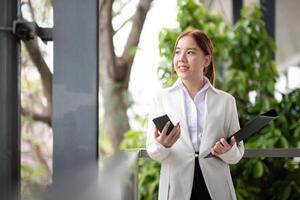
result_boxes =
[178,52,186,62]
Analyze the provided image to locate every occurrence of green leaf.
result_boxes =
[253,161,264,178]
[281,184,291,200]
[279,136,289,148]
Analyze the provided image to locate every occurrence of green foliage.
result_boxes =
[234,88,300,200]
[138,159,160,200]
[120,114,148,150]
[121,128,161,200]
[120,130,146,149]
[121,114,161,200]
[122,0,300,199]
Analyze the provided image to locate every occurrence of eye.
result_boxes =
[187,51,195,55]
[175,50,180,55]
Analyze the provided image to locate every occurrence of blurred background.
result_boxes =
[9,0,300,199]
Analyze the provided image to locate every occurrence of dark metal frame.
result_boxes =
[51,0,99,199]
[0,0,99,199]
[138,149,300,158]
[232,0,243,24]
[260,0,275,41]
[0,0,20,200]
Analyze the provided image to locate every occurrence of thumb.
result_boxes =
[230,136,236,146]
[154,127,159,139]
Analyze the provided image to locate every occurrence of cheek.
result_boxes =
[189,57,203,66]
[172,58,178,68]
[188,57,199,66]
[173,55,178,62]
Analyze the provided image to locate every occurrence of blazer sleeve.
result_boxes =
[146,94,170,162]
[218,96,245,164]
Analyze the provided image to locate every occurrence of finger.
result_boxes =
[168,122,180,139]
[165,124,180,145]
[161,121,171,137]
[211,148,217,155]
[170,126,181,143]
[212,145,220,154]
[154,127,159,139]
[169,135,180,148]
[220,138,230,149]
[166,132,178,147]
[214,144,223,154]
[213,146,221,155]
[216,141,224,149]
[230,137,236,146]
[175,130,181,140]
[218,140,225,147]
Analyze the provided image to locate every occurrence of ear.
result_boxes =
[203,55,212,68]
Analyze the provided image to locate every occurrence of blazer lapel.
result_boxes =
[164,88,194,152]
[199,89,221,156]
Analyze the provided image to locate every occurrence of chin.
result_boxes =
[178,74,190,80]
[176,71,191,80]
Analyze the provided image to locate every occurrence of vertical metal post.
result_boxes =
[260,0,275,59]
[0,0,20,199]
[52,0,99,199]
[233,0,243,24]
[260,0,275,41]
[134,158,139,200]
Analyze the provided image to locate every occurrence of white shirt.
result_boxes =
[177,77,211,152]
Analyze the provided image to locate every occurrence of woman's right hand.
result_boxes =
[154,121,181,148]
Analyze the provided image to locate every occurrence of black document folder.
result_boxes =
[204,109,278,158]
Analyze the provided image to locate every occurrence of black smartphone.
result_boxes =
[152,114,174,135]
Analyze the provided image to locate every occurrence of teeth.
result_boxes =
[179,66,188,69]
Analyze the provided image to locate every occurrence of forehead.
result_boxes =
[176,35,199,49]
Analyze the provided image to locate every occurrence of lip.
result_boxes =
[177,65,189,72]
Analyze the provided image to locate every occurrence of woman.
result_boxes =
[146,29,244,200]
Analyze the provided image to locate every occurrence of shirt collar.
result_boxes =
[170,76,220,94]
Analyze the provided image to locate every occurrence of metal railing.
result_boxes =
[138,148,300,158]
[132,148,300,200]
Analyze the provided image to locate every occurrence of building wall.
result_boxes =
[276,0,300,71]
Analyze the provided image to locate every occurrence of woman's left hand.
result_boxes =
[211,137,236,156]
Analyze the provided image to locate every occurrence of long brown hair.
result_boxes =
[172,29,215,85]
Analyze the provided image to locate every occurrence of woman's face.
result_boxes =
[173,35,211,81]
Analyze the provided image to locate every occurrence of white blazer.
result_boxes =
[146,80,244,200]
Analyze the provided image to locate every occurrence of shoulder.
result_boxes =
[151,84,180,104]
[153,86,179,99]
[209,87,236,102]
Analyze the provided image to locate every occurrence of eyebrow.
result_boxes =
[175,47,199,51]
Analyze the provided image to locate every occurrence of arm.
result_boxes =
[146,96,170,162]
[146,95,181,162]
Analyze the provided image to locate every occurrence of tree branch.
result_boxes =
[21,1,52,118]
[21,106,51,126]
[121,0,153,88]
[112,0,133,17]
[23,38,52,115]
[100,0,119,81]
[24,138,52,181]
[27,0,37,21]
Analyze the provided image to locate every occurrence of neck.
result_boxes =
[182,77,205,99]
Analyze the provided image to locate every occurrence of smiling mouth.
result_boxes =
[178,65,189,71]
